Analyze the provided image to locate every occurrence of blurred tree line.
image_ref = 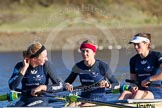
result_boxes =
[1,0,162,16]
[0,0,162,19]
[0,0,162,23]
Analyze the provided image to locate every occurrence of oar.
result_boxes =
[19,84,133,106]
[0,91,21,101]
[72,84,131,94]
[38,84,132,104]
[77,98,136,108]
[39,91,136,108]
[0,83,128,102]
[0,84,95,102]
[125,79,162,88]
[108,98,162,104]
[0,83,129,102]
[105,84,131,94]
[0,88,64,102]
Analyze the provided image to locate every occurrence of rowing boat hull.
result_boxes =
[5,100,162,108]
[66,102,162,108]
[81,102,162,108]
[4,102,162,108]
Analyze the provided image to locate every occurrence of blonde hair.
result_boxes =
[81,40,96,46]
[23,42,44,58]
[134,33,151,48]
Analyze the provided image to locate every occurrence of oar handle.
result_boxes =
[106,84,131,94]
[0,91,20,101]
[36,91,46,96]
[0,94,8,101]
[125,79,138,85]
[125,79,162,88]
[73,85,83,90]
[72,84,99,91]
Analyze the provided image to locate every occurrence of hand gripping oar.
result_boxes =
[125,79,162,88]
[38,84,132,103]
[0,83,130,102]
[69,83,131,94]
[39,84,131,97]
[0,91,21,101]
[0,85,82,102]
[0,88,64,102]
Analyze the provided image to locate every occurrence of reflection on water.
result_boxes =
[0,48,161,107]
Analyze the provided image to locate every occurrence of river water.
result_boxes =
[0,48,162,107]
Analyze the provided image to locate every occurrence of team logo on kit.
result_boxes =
[144,66,153,72]
[141,60,147,64]
[31,70,38,74]
[90,72,98,77]
[35,75,43,81]
[159,57,162,61]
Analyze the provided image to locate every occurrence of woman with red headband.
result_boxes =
[8,42,63,106]
[64,40,119,107]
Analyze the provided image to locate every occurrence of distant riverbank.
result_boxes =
[0,26,162,52]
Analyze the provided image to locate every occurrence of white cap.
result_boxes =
[129,36,150,44]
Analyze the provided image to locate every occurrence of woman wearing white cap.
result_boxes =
[118,33,162,99]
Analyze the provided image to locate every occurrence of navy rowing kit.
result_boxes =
[8,61,63,106]
[130,51,162,99]
[65,59,119,100]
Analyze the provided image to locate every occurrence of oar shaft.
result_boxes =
[0,91,20,101]
[125,79,162,88]
[106,84,131,94]
[0,94,8,101]
[77,98,136,108]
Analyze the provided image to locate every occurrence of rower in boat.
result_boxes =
[64,39,120,107]
[8,42,64,107]
[118,33,162,100]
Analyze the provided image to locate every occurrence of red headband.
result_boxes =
[80,43,97,52]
